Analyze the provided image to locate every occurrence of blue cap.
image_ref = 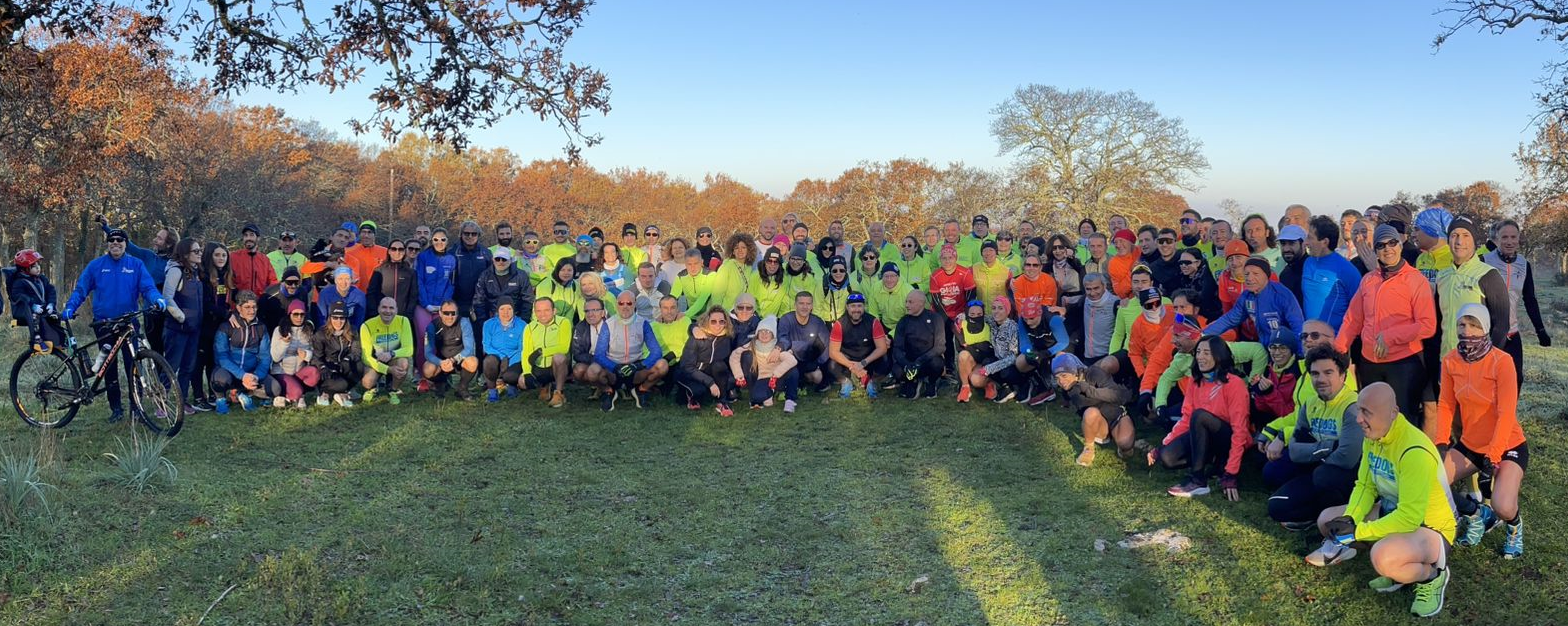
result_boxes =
[575,235,594,246]
[846,293,867,304]
[966,299,984,310]
[1278,225,1307,241]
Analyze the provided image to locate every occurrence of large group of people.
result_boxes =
[3,202,1554,618]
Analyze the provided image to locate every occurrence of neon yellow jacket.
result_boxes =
[520,317,571,376]
[360,315,413,374]
[1346,414,1457,543]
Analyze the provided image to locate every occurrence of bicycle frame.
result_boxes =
[55,313,144,408]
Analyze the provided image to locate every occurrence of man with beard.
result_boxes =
[94,214,176,350]
[541,220,578,269]
[957,214,994,268]
[1277,224,1308,304]
[1178,209,1208,256]
[489,221,522,264]
[260,266,314,330]
[344,220,388,292]
[232,223,279,296]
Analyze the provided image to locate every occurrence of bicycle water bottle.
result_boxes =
[91,347,106,372]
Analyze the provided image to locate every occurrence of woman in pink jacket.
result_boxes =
[1150,335,1253,501]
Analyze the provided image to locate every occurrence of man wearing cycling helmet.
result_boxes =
[62,228,168,423]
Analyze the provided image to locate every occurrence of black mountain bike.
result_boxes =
[8,307,184,435]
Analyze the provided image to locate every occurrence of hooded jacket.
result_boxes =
[414,246,458,311]
[215,312,272,379]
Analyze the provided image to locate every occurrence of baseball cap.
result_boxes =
[241,223,261,236]
[1139,287,1163,306]
[329,302,349,318]
[1278,225,1307,242]
[846,293,867,305]
[492,247,513,261]
[358,220,378,232]
[1373,224,1400,244]
[1224,240,1250,259]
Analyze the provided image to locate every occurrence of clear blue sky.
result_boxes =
[234,0,1560,220]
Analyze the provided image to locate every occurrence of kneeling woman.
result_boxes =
[1436,303,1528,559]
[1149,335,1252,500]
[481,302,526,402]
[268,300,319,409]
[729,316,800,413]
[678,306,738,416]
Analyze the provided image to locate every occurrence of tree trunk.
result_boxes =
[23,197,39,250]
[50,223,65,291]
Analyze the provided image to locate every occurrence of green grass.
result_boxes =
[1,288,1566,625]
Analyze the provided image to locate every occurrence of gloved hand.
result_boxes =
[152,299,167,311]
[1538,328,1552,348]
[1024,352,1045,368]
[1325,516,1357,545]
[735,376,748,388]
[62,308,76,321]
[1135,392,1153,418]
[31,305,42,315]
[1478,456,1496,479]
[528,349,543,366]
[768,377,778,391]
[617,363,638,379]
[904,365,919,381]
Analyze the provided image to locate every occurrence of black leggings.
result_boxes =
[1503,333,1525,390]
[675,366,734,406]
[1356,353,1426,428]
[482,355,522,387]
[1156,409,1232,481]
[1265,459,1357,524]
[318,363,362,394]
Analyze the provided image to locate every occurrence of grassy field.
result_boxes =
[1,287,1565,625]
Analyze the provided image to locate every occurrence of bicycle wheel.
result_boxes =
[129,351,184,436]
[9,347,84,428]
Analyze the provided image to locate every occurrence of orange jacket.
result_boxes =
[1107,253,1139,300]
[1435,348,1524,463]
[230,249,277,296]
[1127,312,1174,379]
[1335,262,1436,364]
[343,244,388,292]
[1010,272,1059,310]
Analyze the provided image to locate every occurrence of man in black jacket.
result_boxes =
[473,248,535,324]
[891,290,947,399]
[259,267,313,330]
[569,297,610,394]
[452,220,493,320]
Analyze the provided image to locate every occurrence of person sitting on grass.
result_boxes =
[678,306,738,416]
[360,296,413,405]
[777,291,832,394]
[1434,304,1528,559]
[421,299,479,401]
[1054,353,1134,467]
[1149,335,1251,500]
[730,315,801,413]
[1262,346,1362,531]
[268,300,319,409]
[523,298,573,408]
[827,293,890,399]
[1011,298,1071,406]
[481,301,526,403]
[891,289,947,399]
[311,302,361,407]
[1307,382,1457,619]
[212,290,272,414]
[593,291,668,411]
[969,296,1021,403]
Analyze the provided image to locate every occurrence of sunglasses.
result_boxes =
[900,243,915,248]
[462,232,479,237]
[1052,245,1067,251]
[1375,240,1400,250]
[708,318,726,325]
[646,232,660,237]
[698,233,712,238]
[431,237,448,243]
[1142,300,1161,310]
[440,310,458,316]
[1024,262,1042,267]
[1158,238,1175,244]
[284,279,302,286]
[553,230,569,235]
[862,256,877,261]
[389,246,406,252]
[494,257,509,262]
[106,237,127,244]
[1302,331,1329,341]
[290,311,306,316]
[830,269,847,274]
[1179,260,1197,266]
[1180,218,1196,224]
[735,305,755,311]
[523,239,540,245]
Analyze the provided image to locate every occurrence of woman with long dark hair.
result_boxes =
[537,257,585,321]
[1151,333,1252,501]
[161,238,205,414]
[194,241,233,411]
[750,247,790,316]
[1049,234,1086,351]
[713,233,755,311]
[1175,247,1222,321]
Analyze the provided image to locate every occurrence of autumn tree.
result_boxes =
[2,1,610,154]
[990,85,1209,232]
[1515,114,1568,275]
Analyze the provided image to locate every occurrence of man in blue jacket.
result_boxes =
[63,228,168,423]
[1299,216,1363,332]
[453,220,493,321]
[1203,257,1304,348]
[94,214,175,351]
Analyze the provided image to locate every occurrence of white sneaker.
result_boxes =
[334,393,354,408]
[295,398,307,410]
[784,400,797,414]
[1305,539,1358,567]
[273,396,288,409]
[317,394,331,407]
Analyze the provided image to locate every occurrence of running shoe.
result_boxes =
[1280,520,1316,532]
[984,382,997,401]
[840,380,852,399]
[784,399,797,414]
[600,390,616,412]
[550,391,566,408]
[1409,566,1449,618]
[295,398,307,409]
[539,386,552,402]
[504,385,518,399]
[182,404,200,416]
[957,385,972,403]
[388,390,401,405]
[922,381,938,399]
[1457,504,1496,547]
[716,403,733,417]
[1167,480,1210,498]
[1368,576,1405,593]
[192,399,214,412]
[333,393,354,408]
[487,388,499,403]
[213,399,228,415]
[993,389,1016,404]
[1304,539,1357,567]
[687,400,701,410]
[866,382,878,399]
[1076,447,1095,467]
[273,396,288,409]
[238,394,255,411]
[417,379,432,393]
[317,394,331,407]
[1025,391,1056,406]
[1502,519,1524,560]
[362,388,378,404]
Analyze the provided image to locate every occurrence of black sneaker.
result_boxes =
[632,388,646,409]
[922,381,939,399]
[900,383,918,399]
[600,390,617,412]
[108,409,125,424]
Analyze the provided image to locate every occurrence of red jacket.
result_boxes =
[231,249,278,296]
[1165,374,1252,476]
[1251,363,1299,420]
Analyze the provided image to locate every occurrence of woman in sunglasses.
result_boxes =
[537,257,586,322]
[676,306,737,416]
[730,293,761,343]
[750,248,791,317]
[368,238,418,328]
[892,236,930,291]
[851,248,882,291]
[818,256,854,325]
[1174,247,1221,321]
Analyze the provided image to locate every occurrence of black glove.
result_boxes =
[1024,352,1046,368]
[617,363,639,379]
[1292,428,1316,445]
[1325,515,1357,545]
[528,349,543,366]
[664,351,676,363]
[1478,456,1496,479]
[903,365,919,381]
[1538,329,1552,348]
[1134,392,1153,418]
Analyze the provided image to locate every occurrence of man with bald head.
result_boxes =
[755,218,780,269]
[360,296,414,404]
[1305,382,1457,617]
[593,290,669,411]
